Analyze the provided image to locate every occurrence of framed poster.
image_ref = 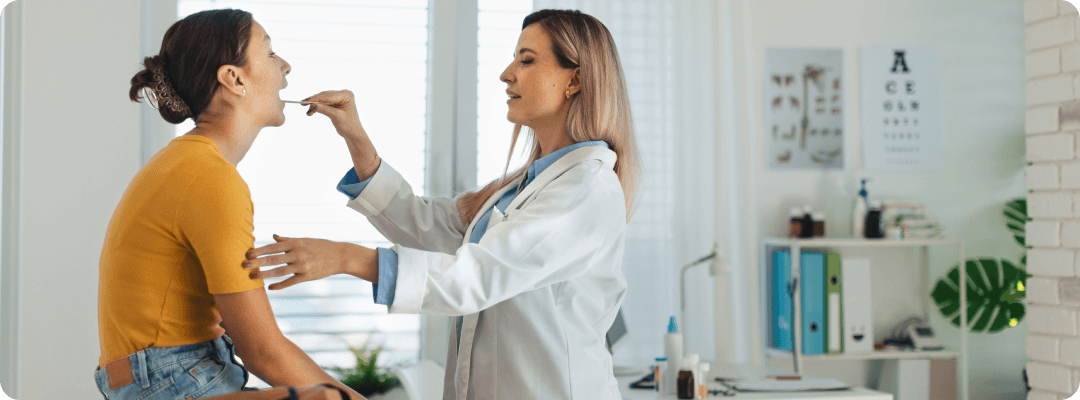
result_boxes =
[859,46,942,171]
[765,47,844,170]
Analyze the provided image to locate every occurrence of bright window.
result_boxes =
[476,0,533,186]
[175,0,428,372]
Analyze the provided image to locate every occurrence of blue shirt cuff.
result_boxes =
[372,248,399,306]
[336,167,373,200]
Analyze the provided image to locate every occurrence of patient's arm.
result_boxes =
[214,288,364,399]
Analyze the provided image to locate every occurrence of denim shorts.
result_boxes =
[94,335,250,400]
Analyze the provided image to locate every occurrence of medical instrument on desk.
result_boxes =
[677,244,720,353]
[765,375,801,380]
[679,245,719,313]
[628,371,656,390]
[710,387,736,397]
[884,316,944,351]
[283,100,331,105]
[715,380,738,396]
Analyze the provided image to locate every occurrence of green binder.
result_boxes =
[825,252,843,354]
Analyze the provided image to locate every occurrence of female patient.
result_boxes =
[96,9,359,400]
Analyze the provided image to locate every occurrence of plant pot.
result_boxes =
[362,385,408,400]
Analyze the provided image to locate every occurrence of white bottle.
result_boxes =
[826,175,850,238]
[697,362,710,399]
[852,178,868,238]
[654,358,667,393]
[664,316,683,395]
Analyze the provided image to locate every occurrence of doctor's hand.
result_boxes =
[304,89,381,180]
[244,234,379,290]
[303,90,368,142]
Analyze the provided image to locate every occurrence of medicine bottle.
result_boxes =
[865,200,884,238]
[677,368,695,399]
[812,212,826,237]
[800,206,814,238]
[788,207,803,237]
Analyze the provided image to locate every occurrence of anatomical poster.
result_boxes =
[765,47,844,170]
[859,46,942,171]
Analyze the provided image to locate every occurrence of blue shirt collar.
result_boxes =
[525,141,609,184]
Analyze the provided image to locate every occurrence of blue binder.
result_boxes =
[773,250,826,355]
[801,252,826,355]
[773,250,792,351]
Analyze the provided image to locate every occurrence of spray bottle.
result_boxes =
[852,179,868,238]
[664,316,683,395]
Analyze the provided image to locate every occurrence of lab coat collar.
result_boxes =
[459,145,617,245]
[507,145,616,213]
[526,141,609,183]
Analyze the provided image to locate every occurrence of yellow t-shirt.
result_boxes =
[98,135,264,367]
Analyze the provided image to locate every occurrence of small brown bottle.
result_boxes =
[677,368,695,399]
[788,207,803,237]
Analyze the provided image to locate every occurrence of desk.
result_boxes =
[614,362,892,400]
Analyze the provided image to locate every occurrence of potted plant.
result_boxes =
[325,345,402,398]
[931,198,1030,333]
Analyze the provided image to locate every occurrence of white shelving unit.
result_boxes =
[759,237,967,400]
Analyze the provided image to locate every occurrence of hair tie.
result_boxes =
[148,58,191,117]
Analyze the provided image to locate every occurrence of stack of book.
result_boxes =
[882,201,942,239]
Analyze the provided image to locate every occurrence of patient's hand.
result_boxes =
[244,234,378,290]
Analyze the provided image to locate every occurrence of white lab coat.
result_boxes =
[345,145,627,399]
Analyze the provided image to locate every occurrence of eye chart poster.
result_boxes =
[765,47,844,170]
[859,46,942,171]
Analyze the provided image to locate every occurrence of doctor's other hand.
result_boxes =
[303,90,367,142]
[244,234,379,290]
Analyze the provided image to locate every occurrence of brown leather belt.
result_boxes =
[102,356,135,390]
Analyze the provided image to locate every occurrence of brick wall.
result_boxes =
[1026,1,1080,399]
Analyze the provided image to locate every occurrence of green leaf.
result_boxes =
[933,257,1027,334]
[323,345,401,396]
[988,303,1010,333]
[1009,302,1026,323]
[1004,198,1027,247]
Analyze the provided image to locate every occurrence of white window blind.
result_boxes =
[476,0,533,186]
[175,0,428,372]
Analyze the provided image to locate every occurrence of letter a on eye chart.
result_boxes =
[1055,5,1080,400]
[858,45,942,172]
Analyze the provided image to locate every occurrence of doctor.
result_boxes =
[244,9,640,399]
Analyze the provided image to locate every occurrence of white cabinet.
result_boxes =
[759,238,968,400]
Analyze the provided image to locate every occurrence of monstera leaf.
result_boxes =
[932,257,1029,334]
[1004,198,1027,248]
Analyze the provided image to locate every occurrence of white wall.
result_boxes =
[6,0,143,398]
[721,1,1028,399]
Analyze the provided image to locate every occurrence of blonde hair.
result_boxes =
[457,9,641,225]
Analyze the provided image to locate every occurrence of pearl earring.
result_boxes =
[243,88,247,96]
[565,90,570,99]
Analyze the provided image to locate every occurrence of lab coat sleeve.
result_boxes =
[387,161,625,315]
[346,161,468,255]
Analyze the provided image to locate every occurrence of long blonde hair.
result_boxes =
[457,9,641,225]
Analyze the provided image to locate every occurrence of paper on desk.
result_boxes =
[731,377,850,392]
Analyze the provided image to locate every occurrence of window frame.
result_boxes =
[0,1,20,397]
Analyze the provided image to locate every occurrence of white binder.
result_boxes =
[841,258,874,353]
